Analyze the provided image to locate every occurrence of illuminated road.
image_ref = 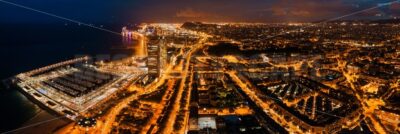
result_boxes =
[100,67,173,134]
[142,79,176,134]
[180,66,194,134]
[226,71,304,133]
[162,31,209,134]
[336,58,387,134]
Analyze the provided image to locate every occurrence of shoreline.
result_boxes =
[8,86,73,134]
[14,109,71,134]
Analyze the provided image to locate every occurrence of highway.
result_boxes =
[99,63,174,134]
[161,32,209,134]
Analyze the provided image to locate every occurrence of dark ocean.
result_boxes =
[0,23,135,132]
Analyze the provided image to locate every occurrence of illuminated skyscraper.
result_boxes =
[146,35,166,80]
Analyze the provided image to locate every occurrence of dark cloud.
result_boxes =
[0,0,399,24]
[176,8,210,18]
[389,2,400,16]
[253,0,353,22]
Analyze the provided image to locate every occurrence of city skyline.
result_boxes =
[0,0,399,134]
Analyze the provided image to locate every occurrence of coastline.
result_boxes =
[15,110,71,134]
[8,86,73,134]
[0,88,71,134]
[0,23,131,133]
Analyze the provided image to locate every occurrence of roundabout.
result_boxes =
[77,117,97,128]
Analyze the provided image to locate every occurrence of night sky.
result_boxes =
[0,0,399,24]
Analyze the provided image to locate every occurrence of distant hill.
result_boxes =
[372,18,400,24]
[181,22,218,29]
[181,22,201,29]
[312,18,400,24]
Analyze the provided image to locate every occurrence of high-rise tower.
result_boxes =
[146,35,166,80]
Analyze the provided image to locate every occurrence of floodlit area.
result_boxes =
[14,58,145,120]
